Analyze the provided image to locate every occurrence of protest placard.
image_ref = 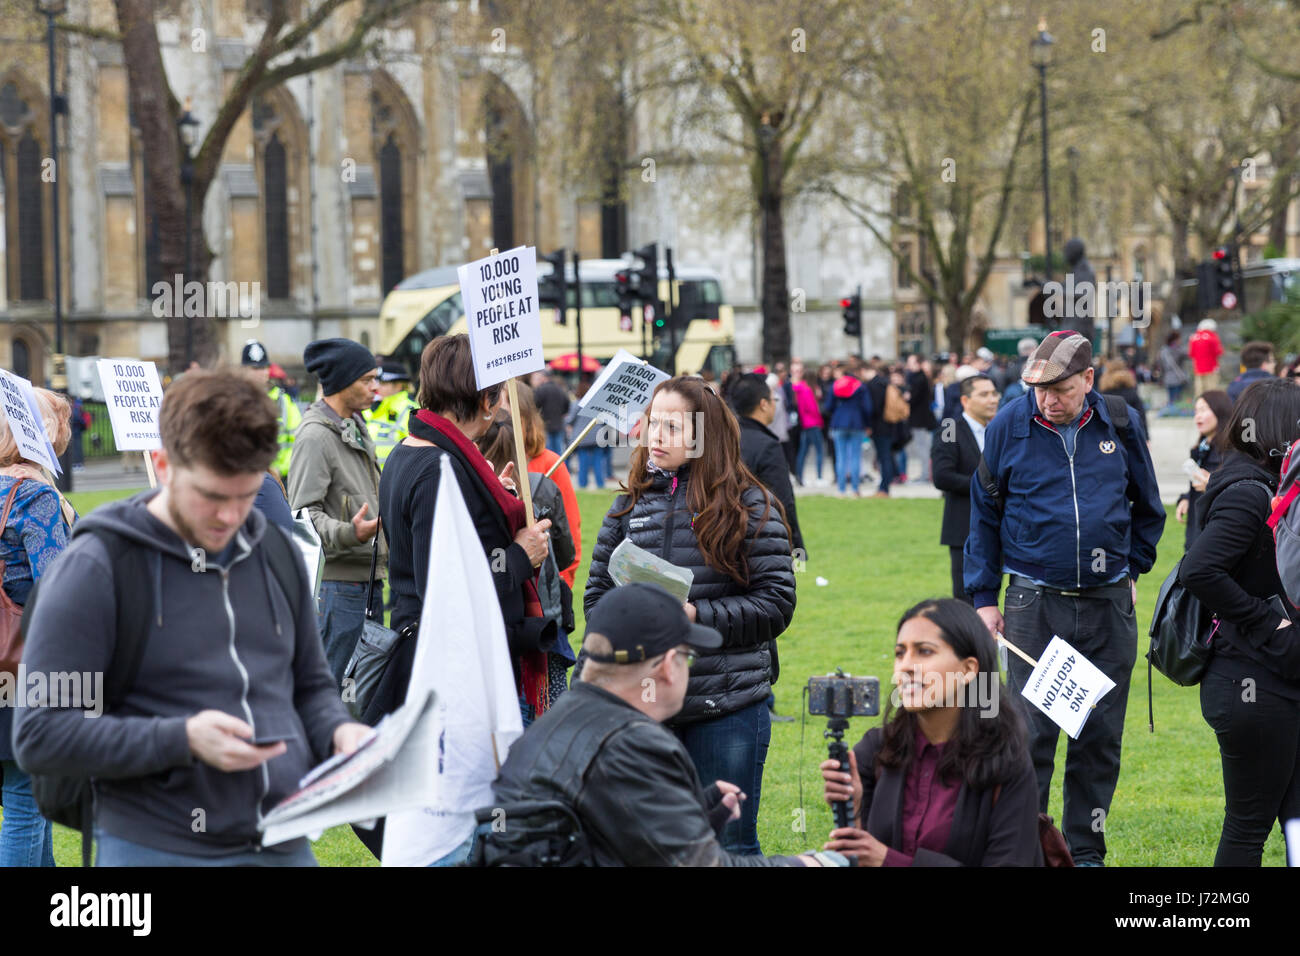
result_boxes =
[458,246,545,391]
[1018,634,1116,739]
[579,347,670,431]
[0,370,58,473]
[96,359,164,451]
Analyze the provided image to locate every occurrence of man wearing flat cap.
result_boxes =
[288,338,386,686]
[474,584,846,867]
[965,330,1164,867]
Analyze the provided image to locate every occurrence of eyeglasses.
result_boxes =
[677,647,697,668]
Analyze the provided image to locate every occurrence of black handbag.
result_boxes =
[342,518,413,719]
[1148,557,1216,689]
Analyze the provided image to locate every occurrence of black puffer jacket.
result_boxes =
[584,464,796,724]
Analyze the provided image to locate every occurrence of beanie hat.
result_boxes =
[304,338,376,396]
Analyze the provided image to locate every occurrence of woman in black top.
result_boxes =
[819,599,1040,866]
[1175,389,1230,550]
[1179,378,1300,866]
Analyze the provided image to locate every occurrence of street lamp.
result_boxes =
[1031,18,1054,287]
[177,99,199,368]
[1066,145,1079,238]
[36,0,71,489]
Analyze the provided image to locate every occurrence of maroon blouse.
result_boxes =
[882,724,962,867]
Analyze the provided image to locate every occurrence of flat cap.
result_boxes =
[1021,331,1092,386]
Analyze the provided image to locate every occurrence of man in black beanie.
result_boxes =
[288,338,386,687]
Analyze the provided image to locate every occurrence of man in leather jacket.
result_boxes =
[480,584,844,867]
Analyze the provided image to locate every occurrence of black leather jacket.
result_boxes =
[487,681,796,865]
[583,464,796,723]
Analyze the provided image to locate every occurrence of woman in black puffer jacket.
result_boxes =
[584,376,796,856]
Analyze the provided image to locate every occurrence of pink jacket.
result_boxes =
[792,381,824,428]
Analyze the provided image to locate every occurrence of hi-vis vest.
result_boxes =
[269,385,302,479]
[365,391,417,466]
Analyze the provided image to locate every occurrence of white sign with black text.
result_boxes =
[578,348,671,431]
[458,246,545,390]
[96,359,164,451]
[1019,634,1116,739]
[0,370,58,473]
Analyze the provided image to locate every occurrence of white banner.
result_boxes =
[578,348,670,431]
[0,370,58,473]
[1019,634,1116,740]
[96,359,164,451]
[381,454,523,866]
[459,246,545,390]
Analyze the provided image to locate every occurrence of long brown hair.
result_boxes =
[613,376,785,585]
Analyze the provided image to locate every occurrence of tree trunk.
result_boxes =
[759,140,790,364]
[116,0,219,375]
[944,297,968,356]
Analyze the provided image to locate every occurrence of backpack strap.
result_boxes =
[260,523,305,622]
[1100,393,1130,433]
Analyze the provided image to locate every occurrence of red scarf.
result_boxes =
[413,409,549,713]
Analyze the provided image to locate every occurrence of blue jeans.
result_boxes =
[0,760,54,867]
[874,435,897,493]
[546,430,566,456]
[797,427,825,482]
[675,698,772,855]
[95,829,317,866]
[1166,384,1186,406]
[317,580,373,687]
[575,446,607,489]
[829,429,864,493]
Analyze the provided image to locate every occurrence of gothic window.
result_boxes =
[263,133,289,299]
[379,133,404,294]
[11,339,29,379]
[17,131,45,301]
[0,81,51,302]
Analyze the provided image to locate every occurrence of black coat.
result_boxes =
[584,465,796,723]
[907,369,937,430]
[738,416,804,555]
[931,415,982,547]
[866,376,907,443]
[853,726,1042,866]
[369,417,558,722]
[1180,453,1300,697]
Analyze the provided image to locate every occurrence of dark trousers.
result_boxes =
[873,436,896,493]
[949,547,972,604]
[1200,670,1300,866]
[1003,580,1136,865]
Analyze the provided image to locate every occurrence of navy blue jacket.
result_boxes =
[823,376,874,431]
[964,389,1165,608]
[1227,368,1272,403]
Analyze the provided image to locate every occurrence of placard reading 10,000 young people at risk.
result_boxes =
[458,246,546,390]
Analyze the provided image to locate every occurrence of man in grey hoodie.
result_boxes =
[14,370,369,865]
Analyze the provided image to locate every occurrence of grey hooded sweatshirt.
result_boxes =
[13,490,352,857]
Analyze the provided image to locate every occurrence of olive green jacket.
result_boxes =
[287,401,387,582]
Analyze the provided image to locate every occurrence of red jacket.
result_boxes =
[1188,330,1223,375]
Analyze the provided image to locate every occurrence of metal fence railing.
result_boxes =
[79,401,120,459]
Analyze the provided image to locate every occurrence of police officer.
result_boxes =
[965,330,1165,866]
[242,339,301,480]
[364,360,418,467]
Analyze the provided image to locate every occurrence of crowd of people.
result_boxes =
[0,322,1297,869]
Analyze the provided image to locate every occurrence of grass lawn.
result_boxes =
[35,486,1284,866]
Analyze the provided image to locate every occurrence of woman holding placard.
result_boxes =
[819,598,1041,866]
[0,387,76,867]
[368,334,556,722]
[584,375,796,855]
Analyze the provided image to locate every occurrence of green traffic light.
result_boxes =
[655,318,665,328]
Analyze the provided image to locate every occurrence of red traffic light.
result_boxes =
[1212,248,1228,260]
[839,298,852,308]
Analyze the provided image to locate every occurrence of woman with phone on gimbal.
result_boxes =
[820,598,1041,866]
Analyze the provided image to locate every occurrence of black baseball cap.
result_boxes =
[378,360,411,383]
[583,583,722,664]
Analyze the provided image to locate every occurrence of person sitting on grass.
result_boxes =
[820,598,1042,866]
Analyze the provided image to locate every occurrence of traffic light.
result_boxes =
[615,269,636,331]
[1212,246,1238,310]
[634,243,661,326]
[840,293,861,337]
[537,248,567,323]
